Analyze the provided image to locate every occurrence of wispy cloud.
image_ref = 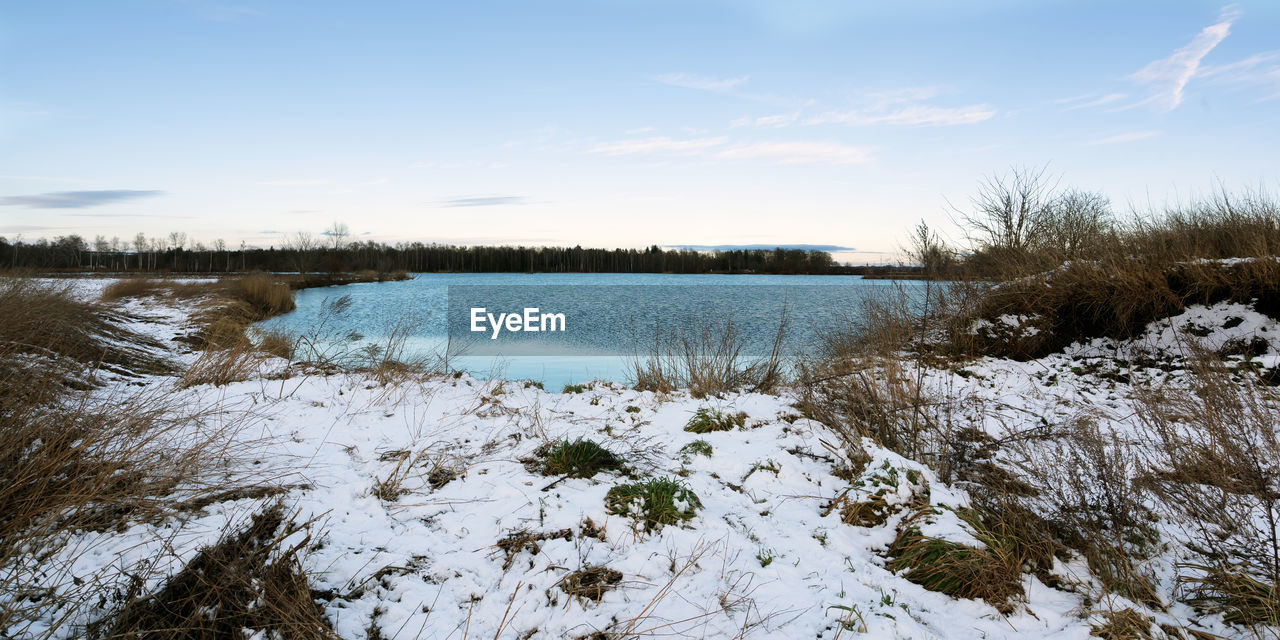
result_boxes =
[654,72,812,108]
[736,87,995,128]
[1085,130,1162,146]
[1196,50,1280,102]
[1128,6,1240,112]
[1061,93,1129,111]
[0,190,163,209]
[0,224,61,234]
[655,73,749,92]
[731,113,800,128]
[587,134,874,165]
[259,179,330,187]
[805,103,996,127]
[716,141,874,165]
[438,196,528,207]
[588,136,729,156]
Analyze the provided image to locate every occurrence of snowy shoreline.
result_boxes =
[13,277,1274,639]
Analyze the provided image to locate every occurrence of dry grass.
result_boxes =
[887,505,1053,615]
[1002,414,1162,606]
[631,312,789,398]
[799,355,947,465]
[0,276,292,637]
[1,277,168,394]
[92,503,337,640]
[254,327,296,359]
[176,274,296,351]
[0,383,270,636]
[177,341,270,388]
[1090,608,1155,639]
[1135,353,1280,626]
[558,566,623,603]
[100,277,166,301]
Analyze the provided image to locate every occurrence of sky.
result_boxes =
[1,1,1278,263]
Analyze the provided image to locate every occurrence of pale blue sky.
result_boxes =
[1,1,1277,262]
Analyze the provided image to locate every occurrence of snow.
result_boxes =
[9,278,1274,639]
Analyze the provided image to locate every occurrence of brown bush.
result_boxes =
[256,328,295,360]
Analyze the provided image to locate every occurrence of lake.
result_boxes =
[257,273,925,388]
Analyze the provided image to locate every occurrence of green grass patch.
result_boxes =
[562,383,587,394]
[540,438,624,478]
[683,408,747,434]
[678,440,714,458]
[604,477,701,532]
[756,548,776,567]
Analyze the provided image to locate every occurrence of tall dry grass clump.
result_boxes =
[184,274,296,351]
[232,272,296,317]
[1135,353,1280,627]
[798,282,977,469]
[1,277,168,385]
[631,312,788,397]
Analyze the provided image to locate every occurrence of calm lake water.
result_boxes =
[257,273,924,388]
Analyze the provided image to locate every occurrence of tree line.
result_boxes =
[0,231,840,275]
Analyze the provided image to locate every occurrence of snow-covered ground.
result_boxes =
[17,279,1277,639]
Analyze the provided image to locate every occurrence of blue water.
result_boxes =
[258,273,923,388]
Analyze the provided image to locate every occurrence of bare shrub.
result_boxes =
[1037,188,1115,259]
[906,219,955,277]
[1008,415,1160,605]
[631,311,789,397]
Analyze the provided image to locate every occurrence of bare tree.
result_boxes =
[1037,189,1114,260]
[93,235,109,269]
[285,231,319,274]
[324,221,350,251]
[213,238,227,272]
[905,219,954,277]
[959,165,1058,255]
[134,233,147,270]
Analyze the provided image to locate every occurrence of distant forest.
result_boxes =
[0,233,871,275]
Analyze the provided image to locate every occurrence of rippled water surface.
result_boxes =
[258,273,924,387]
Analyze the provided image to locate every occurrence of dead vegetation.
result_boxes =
[91,503,336,640]
[798,178,1280,635]
[0,275,290,638]
[558,566,624,603]
[631,312,789,397]
[1135,354,1280,626]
